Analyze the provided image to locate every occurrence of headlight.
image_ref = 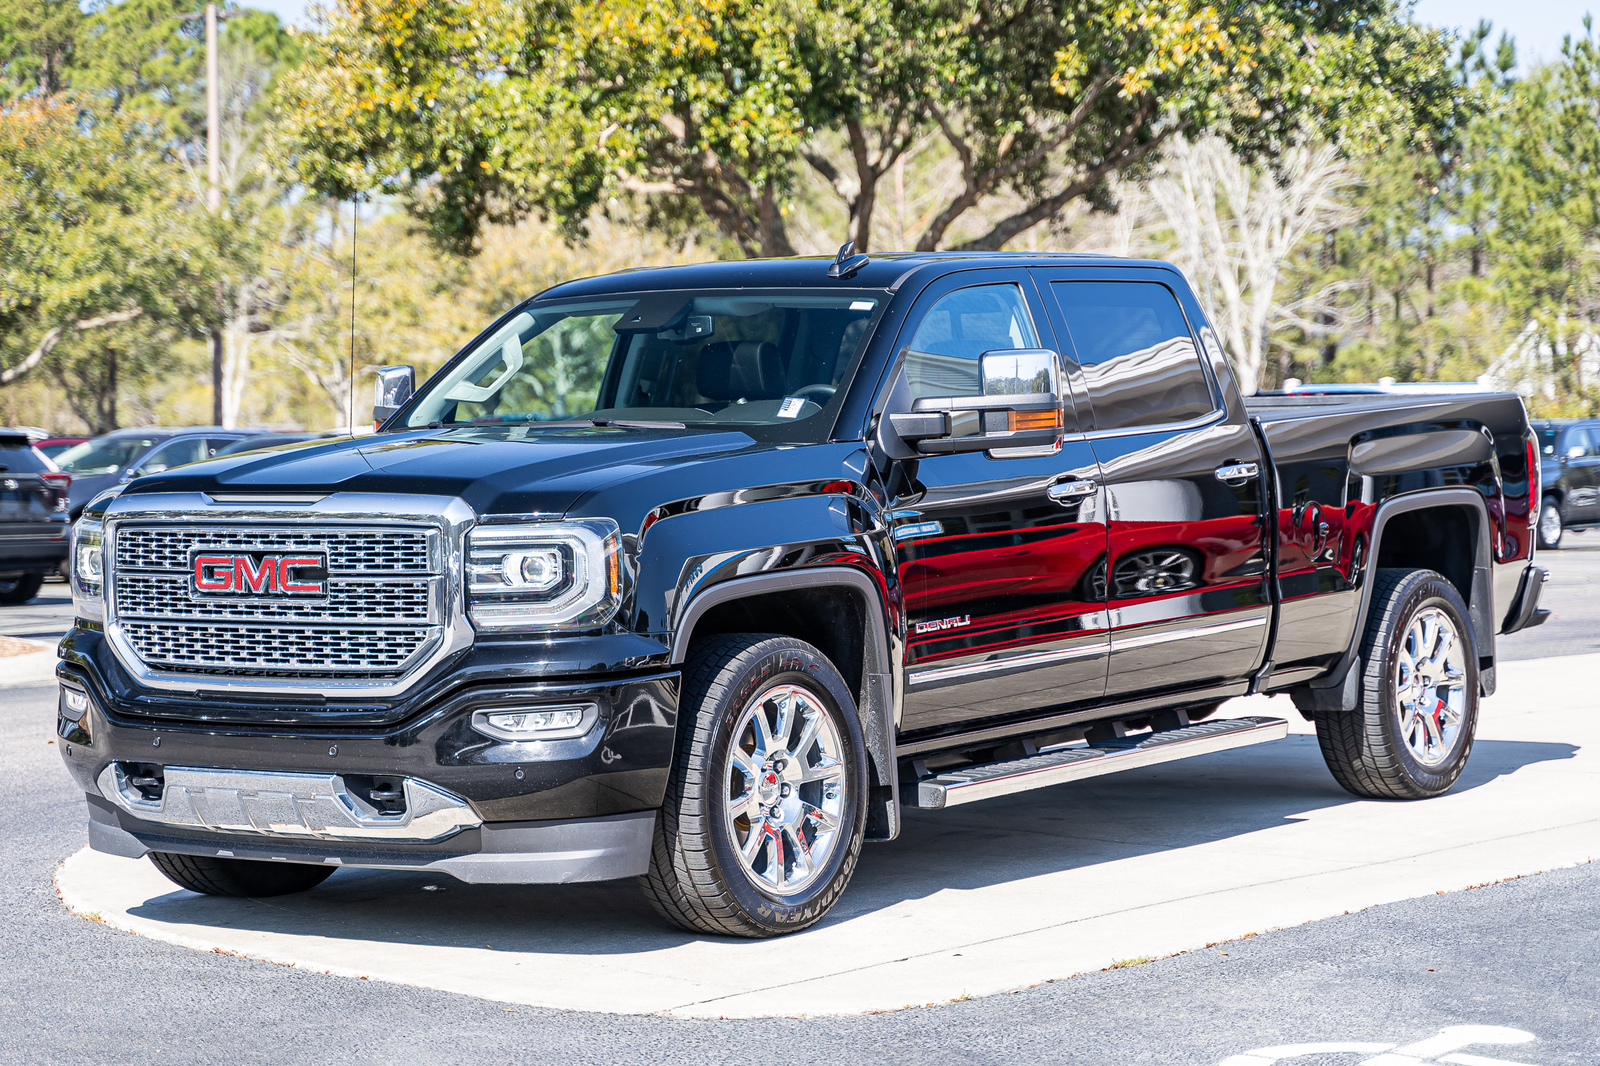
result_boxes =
[71,517,106,623]
[465,519,622,630]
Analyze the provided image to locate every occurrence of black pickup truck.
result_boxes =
[58,252,1547,937]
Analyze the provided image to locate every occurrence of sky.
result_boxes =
[254,2,1597,69]
[1412,0,1596,66]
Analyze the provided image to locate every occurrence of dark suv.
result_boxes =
[1532,418,1600,548]
[0,429,71,603]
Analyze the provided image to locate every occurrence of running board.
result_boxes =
[907,716,1289,810]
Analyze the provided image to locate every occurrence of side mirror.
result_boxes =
[373,365,416,425]
[888,349,1063,455]
[1567,444,1585,460]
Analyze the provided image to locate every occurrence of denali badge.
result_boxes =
[190,551,329,597]
[914,615,971,635]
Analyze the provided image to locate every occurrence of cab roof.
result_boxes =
[535,251,1175,301]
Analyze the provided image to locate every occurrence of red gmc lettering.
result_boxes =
[194,555,236,592]
[277,556,324,594]
[235,555,275,593]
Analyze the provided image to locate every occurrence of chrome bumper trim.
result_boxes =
[910,715,1289,809]
[95,764,482,843]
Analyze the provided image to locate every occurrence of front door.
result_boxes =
[1035,269,1269,701]
[885,273,1110,736]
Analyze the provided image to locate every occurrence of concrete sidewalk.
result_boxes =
[54,653,1600,1019]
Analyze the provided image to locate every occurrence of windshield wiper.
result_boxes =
[587,417,687,430]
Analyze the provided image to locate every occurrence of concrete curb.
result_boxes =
[52,654,1600,1018]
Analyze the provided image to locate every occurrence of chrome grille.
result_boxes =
[116,527,430,574]
[109,521,442,679]
[119,621,429,674]
[114,574,430,623]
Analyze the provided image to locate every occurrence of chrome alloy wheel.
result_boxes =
[723,682,846,896]
[1394,607,1468,767]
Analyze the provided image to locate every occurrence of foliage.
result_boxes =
[274,0,1461,257]
[0,96,214,409]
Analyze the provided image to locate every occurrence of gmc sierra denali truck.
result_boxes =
[57,251,1548,938]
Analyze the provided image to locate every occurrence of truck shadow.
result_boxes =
[123,734,1578,956]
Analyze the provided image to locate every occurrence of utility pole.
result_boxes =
[180,4,236,425]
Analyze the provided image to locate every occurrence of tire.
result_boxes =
[147,852,336,897]
[1538,497,1564,550]
[1311,568,1479,799]
[640,633,868,938]
[0,573,44,604]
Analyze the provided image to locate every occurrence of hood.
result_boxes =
[122,425,763,516]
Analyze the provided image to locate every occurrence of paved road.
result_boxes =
[0,558,1595,1063]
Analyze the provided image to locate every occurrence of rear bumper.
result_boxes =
[0,535,69,572]
[86,795,655,883]
[1502,565,1549,635]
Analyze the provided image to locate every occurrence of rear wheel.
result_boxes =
[1312,568,1478,799]
[147,852,335,897]
[640,634,868,938]
[0,573,44,604]
[1538,497,1564,550]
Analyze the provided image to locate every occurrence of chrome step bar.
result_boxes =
[908,716,1289,810]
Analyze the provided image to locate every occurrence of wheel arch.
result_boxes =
[670,567,900,841]
[1301,488,1496,710]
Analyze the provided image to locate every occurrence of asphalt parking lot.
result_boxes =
[2,554,1597,1064]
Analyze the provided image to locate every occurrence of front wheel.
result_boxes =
[148,852,335,897]
[640,634,868,938]
[1538,497,1564,550]
[1312,568,1479,799]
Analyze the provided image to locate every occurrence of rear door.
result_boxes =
[1567,425,1600,523]
[1034,268,1269,701]
[887,272,1110,735]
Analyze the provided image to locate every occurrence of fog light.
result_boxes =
[61,686,88,719]
[473,702,597,741]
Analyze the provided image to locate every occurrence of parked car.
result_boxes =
[35,436,90,461]
[53,428,251,519]
[0,429,71,604]
[213,433,324,457]
[1529,418,1600,549]
[59,252,1545,938]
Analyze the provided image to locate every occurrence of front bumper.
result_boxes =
[86,795,657,884]
[57,642,680,883]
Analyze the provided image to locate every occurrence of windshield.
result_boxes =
[405,290,881,438]
[55,436,157,476]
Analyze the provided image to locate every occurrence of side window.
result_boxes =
[1579,427,1600,457]
[1051,281,1215,430]
[902,284,1040,399]
[139,438,205,474]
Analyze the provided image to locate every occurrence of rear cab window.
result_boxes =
[1046,281,1217,431]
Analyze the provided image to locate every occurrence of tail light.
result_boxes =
[41,471,70,512]
[1527,435,1539,526]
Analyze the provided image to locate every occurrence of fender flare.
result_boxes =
[669,566,901,841]
[1306,488,1494,707]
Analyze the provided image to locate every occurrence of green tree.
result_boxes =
[0,97,213,413]
[274,0,1461,257]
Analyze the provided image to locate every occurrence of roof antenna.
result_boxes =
[347,194,358,436]
[828,239,870,280]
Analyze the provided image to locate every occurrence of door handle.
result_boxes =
[1047,479,1098,503]
[1214,461,1260,483]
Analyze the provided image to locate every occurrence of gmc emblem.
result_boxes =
[190,551,329,597]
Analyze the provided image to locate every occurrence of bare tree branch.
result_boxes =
[1,308,144,387]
